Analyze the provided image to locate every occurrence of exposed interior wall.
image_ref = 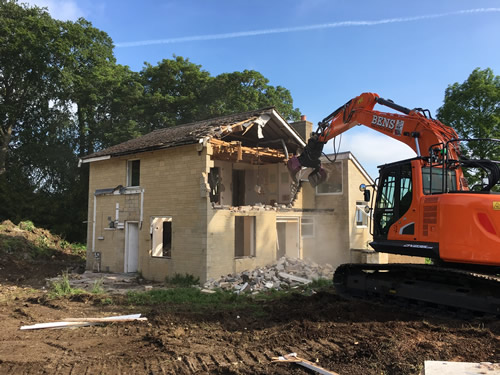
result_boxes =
[212,160,295,206]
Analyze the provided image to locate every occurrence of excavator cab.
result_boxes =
[373,161,413,240]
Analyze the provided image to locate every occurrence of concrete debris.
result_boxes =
[202,256,334,293]
[200,289,216,294]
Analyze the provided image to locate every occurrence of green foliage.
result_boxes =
[19,220,35,232]
[165,273,200,287]
[0,2,301,243]
[437,68,500,188]
[437,68,500,160]
[91,278,105,294]
[70,243,87,257]
[49,272,86,298]
[203,69,301,121]
[309,278,333,289]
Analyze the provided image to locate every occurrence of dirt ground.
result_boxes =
[0,220,499,375]
[0,263,499,375]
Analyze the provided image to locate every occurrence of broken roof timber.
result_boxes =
[210,139,287,164]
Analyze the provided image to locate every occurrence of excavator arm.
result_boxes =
[288,92,460,186]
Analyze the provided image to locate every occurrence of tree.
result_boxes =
[437,68,500,160]
[57,18,117,157]
[140,58,302,131]
[140,56,212,132]
[0,1,61,175]
[204,70,301,121]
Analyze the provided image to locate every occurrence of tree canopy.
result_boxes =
[0,0,301,242]
[437,68,500,160]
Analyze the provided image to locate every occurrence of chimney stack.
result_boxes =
[290,115,313,143]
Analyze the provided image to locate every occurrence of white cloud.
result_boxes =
[323,129,417,179]
[115,8,500,47]
[25,0,85,21]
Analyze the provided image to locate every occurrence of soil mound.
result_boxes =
[0,220,85,287]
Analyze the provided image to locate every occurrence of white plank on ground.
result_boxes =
[423,361,500,375]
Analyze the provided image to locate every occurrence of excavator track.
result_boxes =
[333,263,500,315]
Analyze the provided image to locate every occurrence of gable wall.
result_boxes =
[87,144,211,282]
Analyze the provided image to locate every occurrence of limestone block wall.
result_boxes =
[137,145,210,282]
[346,158,373,251]
[86,158,127,272]
[87,144,211,282]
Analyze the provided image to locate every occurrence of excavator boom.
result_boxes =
[288,93,460,186]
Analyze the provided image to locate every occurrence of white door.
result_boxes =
[125,222,139,273]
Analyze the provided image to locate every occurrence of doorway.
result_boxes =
[125,222,139,272]
[276,218,300,260]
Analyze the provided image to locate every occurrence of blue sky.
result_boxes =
[27,0,500,178]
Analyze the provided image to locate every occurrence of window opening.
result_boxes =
[316,161,342,194]
[208,167,221,204]
[301,217,315,237]
[127,160,140,187]
[151,217,172,258]
[235,216,255,257]
[422,167,456,194]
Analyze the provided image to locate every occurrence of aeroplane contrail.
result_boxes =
[115,8,500,48]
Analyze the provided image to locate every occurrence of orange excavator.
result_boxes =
[288,92,500,314]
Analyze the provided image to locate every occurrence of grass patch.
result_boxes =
[48,272,86,298]
[126,287,277,316]
[127,288,239,306]
[91,278,105,294]
[165,273,200,287]
[309,278,333,289]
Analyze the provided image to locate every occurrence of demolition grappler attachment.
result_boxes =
[287,134,328,187]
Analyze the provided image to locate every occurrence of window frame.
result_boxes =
[315,161,343,195]
[355,201,369,228]
[301,216,315,238]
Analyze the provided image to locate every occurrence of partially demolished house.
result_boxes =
[80,108,373,282]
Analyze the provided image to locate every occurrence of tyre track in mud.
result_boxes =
[1,290,499,374]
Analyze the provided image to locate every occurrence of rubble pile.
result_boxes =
[202,256,335,293]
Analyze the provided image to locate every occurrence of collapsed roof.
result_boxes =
[81,107,306,163]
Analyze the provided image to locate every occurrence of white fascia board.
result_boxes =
[80,155,111,164]
[271,109,306,147]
